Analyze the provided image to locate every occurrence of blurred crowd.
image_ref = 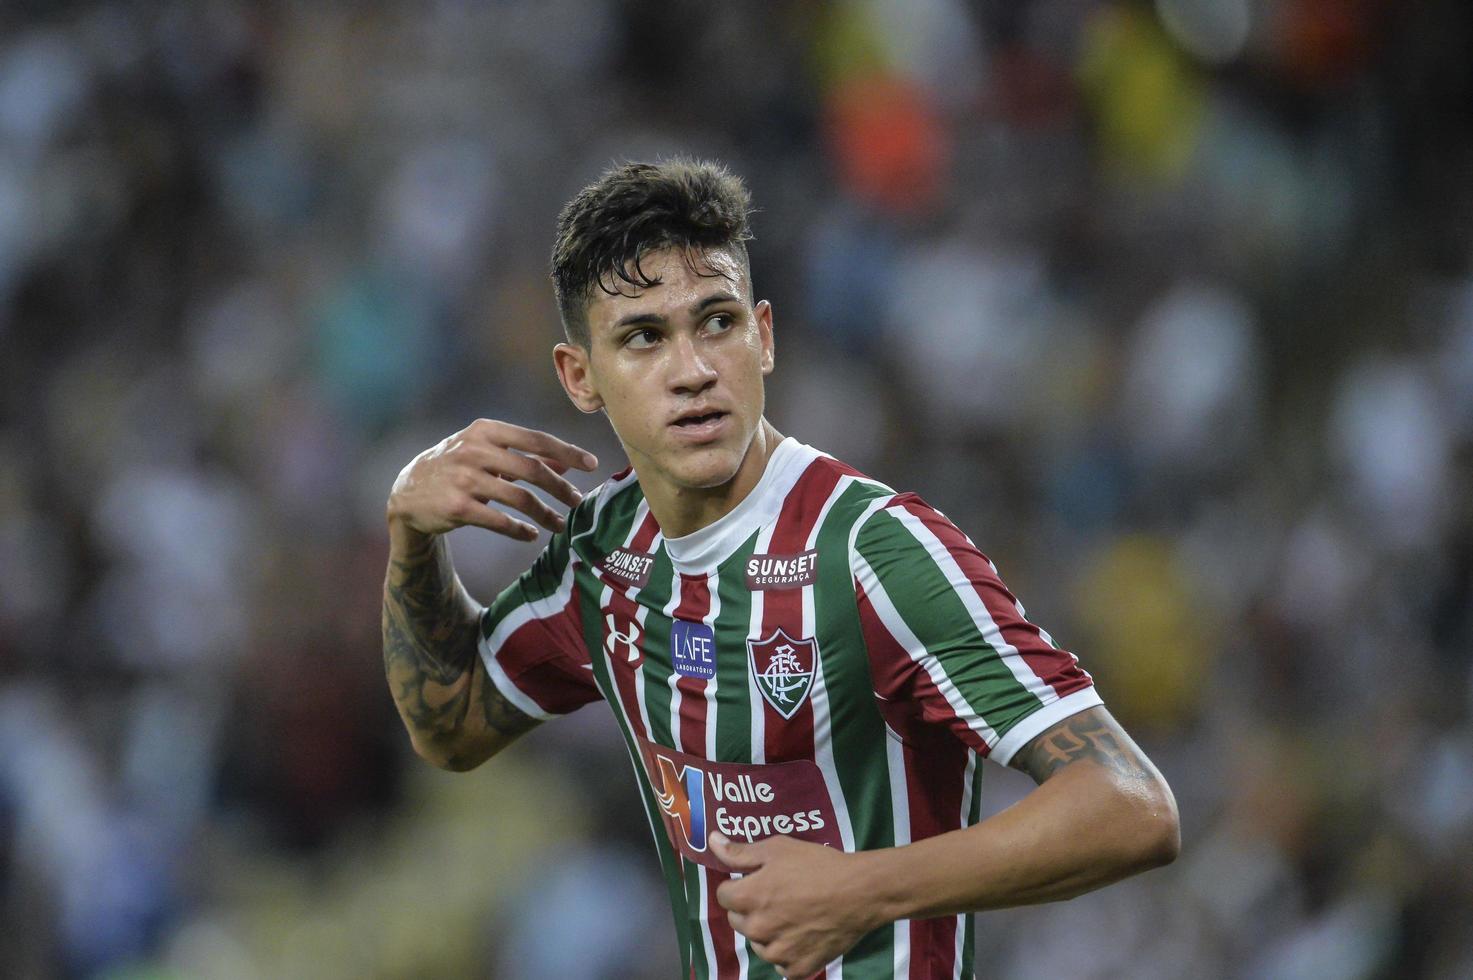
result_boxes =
[1,0,1471,977]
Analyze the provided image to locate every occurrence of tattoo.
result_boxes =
[1010,707,1145,784]
[382,533,537,763]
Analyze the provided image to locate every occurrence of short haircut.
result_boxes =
[551,158,754,346]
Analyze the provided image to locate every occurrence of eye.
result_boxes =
[624,327,661,349]
[703,312,736,335]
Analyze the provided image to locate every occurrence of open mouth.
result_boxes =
[673,411,727,428]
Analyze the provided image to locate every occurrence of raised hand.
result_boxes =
[387,419,599,540]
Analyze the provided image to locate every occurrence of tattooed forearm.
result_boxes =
[1010,707,1148,784]
[382,530,536,766]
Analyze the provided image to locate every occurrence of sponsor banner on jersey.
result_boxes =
[638,737,842,870]
[747,629,818,720]
[744,550,819,590]
[599,547,654,588]
[602,608,643,668]
[670,618,717,680]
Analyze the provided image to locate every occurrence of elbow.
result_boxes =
[1134,778,1181,870]
[409,730,489,773]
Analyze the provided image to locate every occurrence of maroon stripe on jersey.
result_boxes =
[491,589,582,679]
[895,498,1092,699]
[493,556,601,714]
[604,512,661,739]
[854,580,989,754]
[902,735,968,979]
[669,572,739,980]
[759,460,841,765]
[855,580,990,754]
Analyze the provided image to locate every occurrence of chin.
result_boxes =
[667,445,746,489]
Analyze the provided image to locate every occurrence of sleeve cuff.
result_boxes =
[988,687,1104,767]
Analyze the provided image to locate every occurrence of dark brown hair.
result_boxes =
[551,158,754,345]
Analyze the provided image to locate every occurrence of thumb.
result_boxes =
[709,832,766,872]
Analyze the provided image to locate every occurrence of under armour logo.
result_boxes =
[604,611,644,667]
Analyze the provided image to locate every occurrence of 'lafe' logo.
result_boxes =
[671,618,716,680]
[651,754,707,853]
[748,629,818,719]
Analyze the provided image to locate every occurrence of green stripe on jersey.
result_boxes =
[712,532,772,979]
[814,479,899,978]
[713,530,761,762]
[855,507,1044,742]
[959,758,984,979]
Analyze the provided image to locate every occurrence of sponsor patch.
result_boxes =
[603,609,643,668]
[748,629,818,719]
[744,550,819,590]
[600,547,654,588]
[670,618,716,680]
[638,738,842,870]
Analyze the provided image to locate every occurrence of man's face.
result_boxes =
[571,246,774,492]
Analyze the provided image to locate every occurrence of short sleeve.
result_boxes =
[478,524,602,720]
[850,493,1101,764]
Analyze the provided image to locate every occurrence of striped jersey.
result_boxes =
[479,437,1101,979]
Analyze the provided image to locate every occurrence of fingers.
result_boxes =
[459,471,567,534]
[476,445,584,509]
[710,832,766,873]
[446,499,540,541]
[470,419,598,472]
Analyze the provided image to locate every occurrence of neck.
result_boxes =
[639,419,784,539]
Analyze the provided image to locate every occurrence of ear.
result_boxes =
[553,342,604,413]
[755,300,775,376]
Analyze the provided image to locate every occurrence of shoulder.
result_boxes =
[572,465,646,534]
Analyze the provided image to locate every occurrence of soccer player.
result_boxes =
[382,160,1179,979]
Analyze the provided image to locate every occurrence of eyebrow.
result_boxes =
[611,290,745,330]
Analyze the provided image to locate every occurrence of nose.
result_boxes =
[667,331,718,394]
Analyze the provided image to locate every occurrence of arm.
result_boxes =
[383,521,534,770]
[713,706,1178,977]
[861,705,1178,913]
[382,419,598,771]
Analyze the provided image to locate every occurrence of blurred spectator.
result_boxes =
[1,1,1470,977]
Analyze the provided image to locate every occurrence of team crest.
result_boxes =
[747,629,818,719]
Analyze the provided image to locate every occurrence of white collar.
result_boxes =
[661,437,817,572]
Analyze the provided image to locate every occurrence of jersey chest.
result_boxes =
[574,545,874,764]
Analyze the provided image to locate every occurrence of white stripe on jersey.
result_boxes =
[479,556,577,721]
[745,518,779,768]
[885,729,912,977]
[703,568,721,759]
[887,506,1059,709]
[954,750,978,980]
[803,475,861,980]
[850,549,1003,751]
[663,573,683,751]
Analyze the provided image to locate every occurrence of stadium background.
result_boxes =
[2,0,1471,976]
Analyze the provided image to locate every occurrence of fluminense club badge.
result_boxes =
[747,629,818,720]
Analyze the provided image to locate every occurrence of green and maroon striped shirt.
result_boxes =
[479,437,1100,979]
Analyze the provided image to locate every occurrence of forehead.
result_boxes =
[584,246,749,332]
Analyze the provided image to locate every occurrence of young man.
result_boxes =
[382,160,1179,979]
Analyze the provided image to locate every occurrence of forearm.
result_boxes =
[382,518,484,759]
[856,707,1179,924]
[859,759,1177,922]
